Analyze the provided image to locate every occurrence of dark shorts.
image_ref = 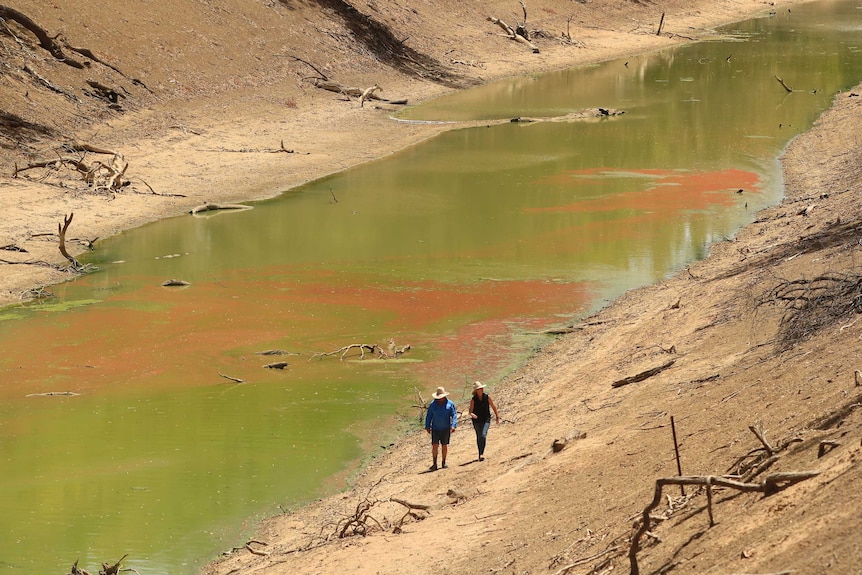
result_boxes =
[430,428,451,445]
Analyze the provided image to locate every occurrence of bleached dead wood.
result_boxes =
[309,341,411,361]
[359,84,381,107]
[189,203,250,215]
[486,16,539,53]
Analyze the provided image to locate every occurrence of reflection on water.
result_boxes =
[1,2,861,574]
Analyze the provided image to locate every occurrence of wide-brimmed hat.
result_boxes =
[472,381,485,390]
[431,386,449,399]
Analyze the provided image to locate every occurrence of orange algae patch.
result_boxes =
[528,168,760,214]
[0,274,592,400]
[282,275,594,332]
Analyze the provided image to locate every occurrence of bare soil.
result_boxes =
[2,1,861,574]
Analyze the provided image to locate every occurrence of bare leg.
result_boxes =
[441,444,448,465]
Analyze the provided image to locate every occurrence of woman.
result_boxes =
[468,381,499,461]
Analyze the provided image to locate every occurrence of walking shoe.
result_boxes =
[479,456,485,461]
[441,462,448,469]
[429,463,438,471]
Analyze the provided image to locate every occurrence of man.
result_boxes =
[425,386,457,471]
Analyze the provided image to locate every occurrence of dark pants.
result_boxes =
[472,419,491,456]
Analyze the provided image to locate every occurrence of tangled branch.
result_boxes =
[757,272,862,349]
[628,471,819,574]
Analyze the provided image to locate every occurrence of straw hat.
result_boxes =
[472,381,485,391]
[431,386,449,399]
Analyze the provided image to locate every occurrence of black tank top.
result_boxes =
[473,393,491,421]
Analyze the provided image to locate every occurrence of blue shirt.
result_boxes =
[425,398,457,431]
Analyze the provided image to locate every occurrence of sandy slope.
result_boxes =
[3,1,862,574]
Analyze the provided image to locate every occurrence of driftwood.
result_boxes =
[612,359,676,388]
[161,279,190,287]
[486,16,539,53]
[359,84,381,108]
[775,75,793,93]
[629,471,820,575]
[189,203,250,215]
[99,554,127,575]
[310,340,411,361]
[312,79,405,105]
[13,143,129,192]
[218,373,244,383]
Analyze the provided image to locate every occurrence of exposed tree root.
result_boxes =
[0,4,84,67]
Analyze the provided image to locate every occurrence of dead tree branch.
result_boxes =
[0,4,84,67]
[629,471,819,575]
[189,203,251,215]
[289,55,329,81]
[775,75,793,92]
[99,554,127,575]
[309,340,411,361]
[58,213,81,269]
[486,16,539,53]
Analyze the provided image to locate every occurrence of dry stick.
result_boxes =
[670,416,685,496]
[749,423,775,456]
[628,472,819,575]
[656,12,665,36]
[219,373,244,383]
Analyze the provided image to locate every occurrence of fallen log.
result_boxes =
[189,203,250,215]
[612,359,676,388]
